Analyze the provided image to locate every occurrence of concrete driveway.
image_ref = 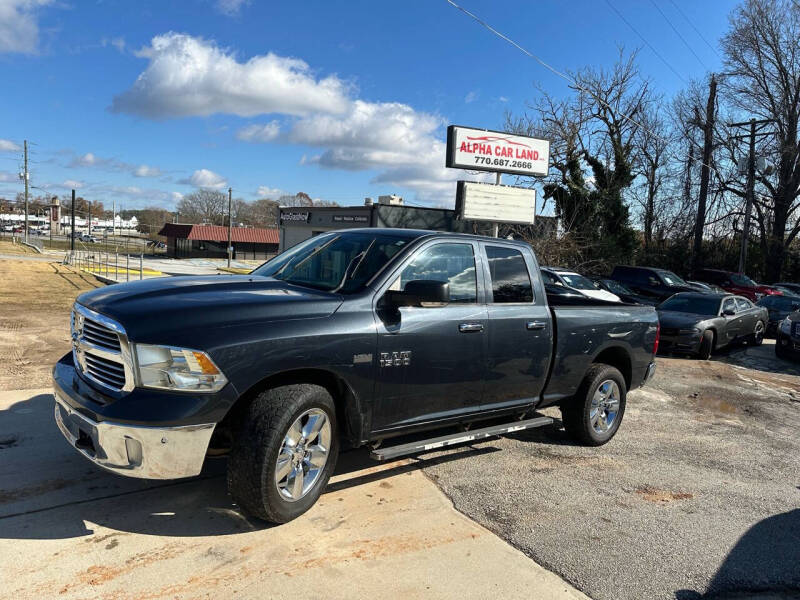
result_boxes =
[0,389,587,600]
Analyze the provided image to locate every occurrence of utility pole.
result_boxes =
[691,75,716,274]
[227,187,233,267]
[23,140,29,244]
[730,118,775,274]
[70,189,75,253]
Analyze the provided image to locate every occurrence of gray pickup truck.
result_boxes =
[53,229,658,522]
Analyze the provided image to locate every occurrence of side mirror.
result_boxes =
[385,280,449,308]
[722,308,736,316]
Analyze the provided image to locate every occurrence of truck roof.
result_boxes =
[334,227,532,247]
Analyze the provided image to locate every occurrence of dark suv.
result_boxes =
[610,266,696,302]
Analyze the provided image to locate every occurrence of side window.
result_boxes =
[486,246,533,303]
[736,297,752,311]
[722,298,736,314]
[647,274,661,287]
[394,243,477,303]
[541,270,558,285]
[633,270,650,285]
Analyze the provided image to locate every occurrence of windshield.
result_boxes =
[601,279,632,295]
[559,273,597,290]
[658,295,721,316]
[659,270,687,287]
[730,273,756,287]
[253,232,411,292]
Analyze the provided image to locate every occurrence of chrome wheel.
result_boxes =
[275,408,331,502]
[590,380,620,434]
[753,321,764,344]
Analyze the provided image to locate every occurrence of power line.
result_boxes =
[603,0,688,84]
[648,0,709,71]
[667,0,724,61]
[443,0,722,177]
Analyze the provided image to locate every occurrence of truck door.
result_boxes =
[480,244,552,412]
[371,241,487,432]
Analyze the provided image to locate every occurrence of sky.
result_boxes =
[0,0,735,213]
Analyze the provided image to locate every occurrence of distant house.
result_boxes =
[158,223,279,259]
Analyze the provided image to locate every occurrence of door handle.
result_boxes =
[459,322,484,333]
[526,321,547,330]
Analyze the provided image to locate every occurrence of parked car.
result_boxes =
[773,285,798,296]
[775,309,800,361]
[772,282,800,295]
[592,277,658,305]
[610,265,696,302]
[54,228,659,523]
[80,234,98,243]
[541,267,620,302]
[693,268,782,302]
[756,294,800,336]
[657,292,768,359]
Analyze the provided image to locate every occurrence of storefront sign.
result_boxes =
[446,125,550,177]
[455,181,535,224]
[280,211,310,223]
[333,215,369,223]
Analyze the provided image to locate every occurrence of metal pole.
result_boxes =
[738,119,756,273]
[70,190,75,254]
[115,251,118,280]
[23,140,29,244]
[126,253,130,282]
[105,251,108,278]
[139,253,143,280]
[227,187,233,268]
[493,172,502,237]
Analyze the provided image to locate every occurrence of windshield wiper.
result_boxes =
[332,239,375,293]
[274,235,340,278]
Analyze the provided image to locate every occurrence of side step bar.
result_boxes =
[370,415,554,461]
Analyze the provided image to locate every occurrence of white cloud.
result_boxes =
[70,152,103,167]
[170,191,184,202]
[180,168,227,190]
[256,185,281,198]
[215,0,249,15]
[111,33,351,119]
[133,164,162,177]
[498,96,508,103]
[237,120,281,142]
[0,138,21,152]
[101,36,126,53]
[63,179,84,189]
[0,0,52,54]
[464,90,478,103]
[0,170,15,182]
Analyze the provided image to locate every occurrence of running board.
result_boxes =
[370,416,554,461]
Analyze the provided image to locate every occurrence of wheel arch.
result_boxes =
[591,345,632,391]
[217,368,364,449]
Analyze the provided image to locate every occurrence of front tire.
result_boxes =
[227,384,339,523]
[697,330,714,360]
[750,320,765,346]
[561,364,627,446]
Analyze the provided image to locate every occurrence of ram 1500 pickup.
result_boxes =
[53,229,659,522]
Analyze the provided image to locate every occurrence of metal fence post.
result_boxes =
[139,253,143,280]
[105,251,108,278]
[115,252,119,281]
[126,253,130,282]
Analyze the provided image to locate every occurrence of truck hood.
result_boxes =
[77,275,343,340]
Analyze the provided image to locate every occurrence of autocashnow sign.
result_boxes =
[446,125,550,177]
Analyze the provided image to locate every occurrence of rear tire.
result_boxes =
[697,330,714,360]
[561,364,627,446]
[750,320,765,346]
[227,384,339,523]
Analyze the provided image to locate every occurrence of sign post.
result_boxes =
[445,125,549,235]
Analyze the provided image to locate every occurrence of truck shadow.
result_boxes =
[0,392,500,540]
[674,508,800,599]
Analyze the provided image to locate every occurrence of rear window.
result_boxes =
[559,273,597,290]
[659,295,721,316]
[731,273,756,287]
[658,270,687,287]
[486,246,533,303]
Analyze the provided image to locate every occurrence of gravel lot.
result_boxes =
[424,343,800,600]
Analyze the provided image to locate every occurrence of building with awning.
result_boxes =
[158,223,279,259]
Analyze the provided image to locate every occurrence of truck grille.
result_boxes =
[72,304,133,394]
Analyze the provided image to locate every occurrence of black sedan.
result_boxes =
[657,293,768,359]
[592,277,659,305]
[756,294,800,335]
[775,310,800,360]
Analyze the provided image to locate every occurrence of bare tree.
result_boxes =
[176,189,227,224]
[722,0,800,281]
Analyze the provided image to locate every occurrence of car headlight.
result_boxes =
[134,344,227,392]
[779,318,792,335]
[678,328,700,335]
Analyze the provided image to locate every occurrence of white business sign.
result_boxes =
[446,125,550,177]
[456,181,536,224]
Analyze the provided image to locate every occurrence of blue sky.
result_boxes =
[0,0,734,212]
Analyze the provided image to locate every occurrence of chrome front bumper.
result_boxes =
[54,392,215,479]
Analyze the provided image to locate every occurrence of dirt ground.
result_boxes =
[0,254,100,390]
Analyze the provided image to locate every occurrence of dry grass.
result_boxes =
[0,258,100,390]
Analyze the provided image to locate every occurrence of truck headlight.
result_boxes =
[779,318,792,335]
[134,344,227,392]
